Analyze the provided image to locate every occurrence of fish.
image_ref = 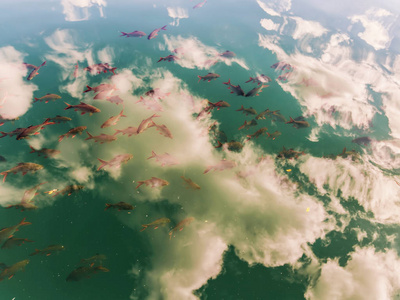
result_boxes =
[206,100,230,111]
[181,176,201,190]
[286,116,310,128]
[48,115,72,123]
[215,140,244,152]
[147,25,167,40]
[0,155,5,162]
[0,259,29,281]
[1,238,34,249]
[29,244,65,256]
[266,130,281,140]
[204,160,237,174]
[24,60,46,80]
[271,62,292,71]
[246,127,268,141]
[33,93,61,103]
[64,102,101,115]
[84,63,117,75]
[157,55,178,63]
[193,0,207,9]
[5,182,46,211]
[73,61,79,78]
[223,79,245,96]
[84,84,116,94]
[147,151,179,167]
[238,119,258,130]
[0,218,31,245]
[337,147,360,161]
[236,105,257,116]
[352,136,372,146]
[135,177,169,189]
[198,73,220,82]
[58,126,87,142]
[0,162,44,182]
[51,185,84,197]
[85,132,117,144]
[154,124,173,139]
[100,109,127,128]
[145,88,171,100]
[140,218,171,232]
[244,84,268,97]
[106,95,124,105]
[0,128,25,138]
[218,50,235,58]
[114,127,138,137]
[105,202,134,211]
[16,118,55,140]
[277,146,305,159]
[255,109,271,120]
[66,265,109,282]
[79,254,107,267]
[136,114,160,134]
[0,116,19,126]
[29,146,61,158]
[269,110,287,122]
[278,72,292,81]
[245,74,272,85]
[136,96,164,112]
[97,154,133,170]
[169,217,195,239]
[120,31,146,38]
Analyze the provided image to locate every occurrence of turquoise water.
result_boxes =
[1,1,400,299]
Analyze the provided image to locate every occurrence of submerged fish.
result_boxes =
[154,124,173,139]
[66,265,109,282]
[0,259,29,281]
[5,182,46,211]
[204,160,237,174]
[24,61,46,81]
[286,116,310,128]
[197,73,220,82]
[1,162,43,182]
[85,132,117,144]
[181,176,201,190]
[114,126,138,137]
[352,136,372,146]
[245,74,272,85]
[106,95,124,105]
[120,31,146,37]
[79,254,107,267]
[277,146,305,159]
[51,185,84,197]
[105,202,134,211]
[223,79,245,96]
[29,146,61,158]
[101,109,127,128]
[157,55,178,63]
[29,244,65,256]
[64,102,101,115]
[0,128,25,138]
[0,115,19,126]
[135,177,169,189]
[215,140,244,152]
[169,217,195,239]
[238,119,258,130]
[0,218,31,244]
[136,96,164,112]
[1,238,34,249]
[97,154,133,170]
[266,130,281,140]
[84,84,116,94]
[34,93,61,103]
[48,115,72,123]
[16,119,55,140]
[136,114,160,134]
[245,84,268,97]
[236,105,257,116]
[140,218,171,232]
[246,127,268,140]
[269,110,287,123]
[147,151,179,167]
[58,126,87,142]
[84,63,117,75]
[193,0,207,9]
[271,62,292,71]
[148,25,167,40]
[218,50,235,58]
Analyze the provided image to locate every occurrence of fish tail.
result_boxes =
[1,171,8,182]
[157,57,163,63]
[34,97,39,103]
[285,117,294,124]
[97,158,108,171]
[29,249,40,256]
[64,102,72,110]
[58,134,65,142]
[85,131,93,140]
[161,25,167,30]
[238,121,247,130]
[236,105,244,111]
[341,147,346,155]
[110,67,117,75]
[120,110,127,117]
[104,203,111,211]
[0,131,7,138]
[83,85,92,93]
[120,32,127,37]
[19,217,31,226]
[140,225,148,232]
[215,141,223,148]
[245,77,253,83]
[114,129,122,136]
[203,166,212,174]
[136,96,144,103]
[29,146,36,153]
[136,181,144,189]
[40,61,46,67]
[223,79,231,85]
[197,75,202,83]
[147,151,157,160]
[42,118,54,126]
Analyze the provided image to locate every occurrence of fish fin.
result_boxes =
[157,57,163,63]
[215,141,223,148]
[20,218,31,226]
[140,225,147,232]
[147,151,157,160]
[136,181,144,189]
[223,79,231,85]
[197,75,202,83]
[97,158,108,171]
[40,61,46,67]
[64,102,72,110]
[161,25,167,30]
[58,135,65,142]
[236,105,244,111]
[34,97,39,103]
[83,85,92,93]
[120,32,127,37]
[285,117,294,124]
[0,131,7,138]
[85,132,93,140]
[81,112,86,115]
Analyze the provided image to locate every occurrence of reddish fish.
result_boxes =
[114,127,138,137]
[193,0,207,9]
[244,84,268,97]
[64,102,101,115]
[136,114,160,134]
[29,146,61,158]
[140,218,171,232]
[120,31,146,38]
[0,259,29,281]
[24,61,46,81]
[84,84,116,94]
[1,238,34,249]
[135,177,169,189]
[85,132,117,144]
[154,124,173,139]
[84,63,116,75]
[0,218,31,244]
[16,119,55,140]
[204,160,237,174]
[245,74,272,85]
[5,182,46,211]
[97,154,133,170]
[198,73,220,82]
[58,126,87,142]
[101,109,127,128]
[34,93,61,103]
[148,25,167,40]
[147,151,179,167]
[1,163,43,182]
[223,79,244,96]
[169,217,195,239]
[157,55,178,63]
[0,128,25,138]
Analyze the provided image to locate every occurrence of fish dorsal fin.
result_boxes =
[17,162,25,166]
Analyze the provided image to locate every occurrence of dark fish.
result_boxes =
[0,155,5,162]
[24,61,46,81]
[105,202,134,211]
[270,62,292,71]
[255,109,271,120]
[79,254,106,267]
[0,128,25,138]
[0,259,29,281]
[181,176,200,190]
[286,116,310,128]
[238,119,258,130]
[48,115,72,123]
[16,118,55,140]
[29,146,61,158]
[1,238,34,249]
[148,25,167,40]
[246,127,268,140]
[29,244,65,256]
[208,100,231,110]
[197,73,220,82]
[169,217,195,239]
[218,50,236,58]
[277,146,305,159]
[193,0,207,9]
[157,55,178,63]
[50,185,84,197]
[0,163,43,182]
[215,140,244,152]
[140,218,171,232]
[223,79,244,96]
[58,126,87,142]
[266,130,281,140]
[114,127,138,137]
[120,31,146,38]
[66,265,109,282]
[336,147,360,161]
[135,177,169,189]
[245,84,268,97]
[352,136,372,146]
[64,102,101,115]
[84,63,117,75]
[236,105,257,115]
[245,74,272,85]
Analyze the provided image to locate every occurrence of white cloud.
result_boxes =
[260,19,280,31]
[0,46,37,119]
[61,0,107,22]
[167,7,189,26]
[256,0,291,16]
[290,16,328,40]
[305,246,400,300]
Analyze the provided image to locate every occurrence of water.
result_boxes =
[1,0,400,299]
